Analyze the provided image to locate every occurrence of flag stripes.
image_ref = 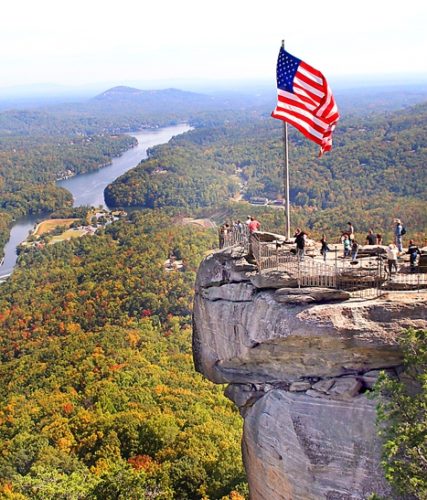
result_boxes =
[272,48,339,156]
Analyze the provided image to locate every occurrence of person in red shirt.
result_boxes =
[248,216,261,233]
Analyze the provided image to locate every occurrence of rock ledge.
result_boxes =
[193,248,427,499]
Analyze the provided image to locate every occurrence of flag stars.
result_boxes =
[276,49,301,92]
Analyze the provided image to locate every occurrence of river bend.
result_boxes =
[0,124,190,279]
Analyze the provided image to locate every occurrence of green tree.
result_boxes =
[373,329,427,499]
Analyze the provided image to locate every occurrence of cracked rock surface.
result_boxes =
[192,247,427,499]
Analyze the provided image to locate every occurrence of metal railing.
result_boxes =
[382,266,427,291]
[221,224,250,251]
[299,259,337,289]
[336,257,386,298]
[220,227,427,297]
[249,237,293,271]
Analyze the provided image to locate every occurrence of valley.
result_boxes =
[0,83,425,499]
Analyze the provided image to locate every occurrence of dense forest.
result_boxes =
[0,85,261,260]
[0,85,426,498]
[2,88,427,260]
[106,103,427,241]
[0,211,247,499]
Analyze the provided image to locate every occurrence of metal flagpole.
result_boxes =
[282,39,291,241]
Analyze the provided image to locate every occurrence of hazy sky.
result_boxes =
[1,0,426,91]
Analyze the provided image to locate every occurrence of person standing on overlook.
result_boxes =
[406,240,421,272]
[248,216,261,234]
[394,219,405,253]
[320,235,330,262]
[234,220,244,234]
[294,228,307,261]
[347,222,355,241]
[342,233,351,258]
[366,229,376,245]
[218,223,230,248]
[386,243,399,274]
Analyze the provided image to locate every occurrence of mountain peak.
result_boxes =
[94,86,144,99]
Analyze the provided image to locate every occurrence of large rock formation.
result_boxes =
[192,245,427,500]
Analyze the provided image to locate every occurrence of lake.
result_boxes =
[0,124,191,279]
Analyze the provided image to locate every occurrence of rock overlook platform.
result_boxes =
[192,244,427,500]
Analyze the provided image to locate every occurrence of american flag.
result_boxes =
[271,47,339,156]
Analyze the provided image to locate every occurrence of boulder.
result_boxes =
[360,369,396,389]
[195,251,254,290]
[308,377,364,400]
[312,379,335,393]
[251,231,287,243]
[201,282,255,302]
[224,384,264,412]
[275,287,351,303]
[359,245,387,256]
[250,270,298,289]
[328,377,363,399]
[225,258,257,283]
[289,381,311,392]
[275,294,316,304]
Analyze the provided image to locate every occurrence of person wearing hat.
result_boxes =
[394,219,404,253]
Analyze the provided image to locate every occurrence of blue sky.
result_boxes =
[1,0,426,92]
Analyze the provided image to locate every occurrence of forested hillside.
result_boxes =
[0,87,250,137]
[105,127,243,209]
[106,103,427,238]
[0,85,255,260]
[2,88,426,260]
[0,85,426,499]
[0,211,247,499]
[0,134,136,259]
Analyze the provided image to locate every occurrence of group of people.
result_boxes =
[218,216,261,248]
[377,219,420,274]
[317,222,360,262]
[309,219,421,274]
[219,216,422,274]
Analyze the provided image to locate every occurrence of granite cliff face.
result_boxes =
[192,245,427,500]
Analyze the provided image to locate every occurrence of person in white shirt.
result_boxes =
[386,243,399,274]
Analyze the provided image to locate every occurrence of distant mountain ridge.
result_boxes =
[95,85,142,96]
[0,86,221,135]
[1,82,427,137]
[89,85,216,115]
[94,86,206,100]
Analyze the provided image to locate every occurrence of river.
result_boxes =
[0,124,191,280]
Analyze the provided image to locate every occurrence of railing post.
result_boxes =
[334,246,338,289]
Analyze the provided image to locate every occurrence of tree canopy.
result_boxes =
[0,212,247,499]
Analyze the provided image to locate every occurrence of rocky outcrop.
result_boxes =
[193,246,427,499]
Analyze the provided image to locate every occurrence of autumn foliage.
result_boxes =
[0,212,247,499]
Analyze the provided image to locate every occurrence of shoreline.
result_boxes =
[0,124,191,279]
